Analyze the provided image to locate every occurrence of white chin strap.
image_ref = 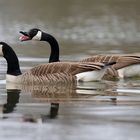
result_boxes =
[0,45,3,56]
[32,31,42,41]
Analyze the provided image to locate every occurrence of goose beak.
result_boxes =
[19,35,30,41]
[19,31,31,41]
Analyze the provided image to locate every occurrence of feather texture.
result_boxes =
[30,62,106,76]
[16,62,109,84]
[81,54,140,69]
[81,54,140,78]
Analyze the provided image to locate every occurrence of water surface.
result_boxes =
[0,0,140,140]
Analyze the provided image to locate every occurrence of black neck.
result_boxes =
[3,45,22,76]
[41,32,60,63]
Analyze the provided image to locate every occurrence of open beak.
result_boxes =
[19,31,31,41]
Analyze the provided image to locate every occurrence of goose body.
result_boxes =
[19,28,140,79]
[0,42,114,84]
[13,62,110,84]
[81,54,140,78]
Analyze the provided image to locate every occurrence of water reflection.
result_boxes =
[2,88,60,120]
[3,82,117,121]
[3,78,140,119]
[2,86,59,122]
[19,82,118,102]
[3,89,20,114]
[1,80,140,139]
[49,103,59,119]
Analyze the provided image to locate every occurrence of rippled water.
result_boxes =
[1,58,140,140]
[0,0,140,140]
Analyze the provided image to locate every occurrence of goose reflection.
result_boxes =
[21,83,98,102]
[19,82,117,105]
[3,84,64,120]
[21,82,117,121]
[4,82,117,121]
[2,88,60,120]
[3,89,21,114]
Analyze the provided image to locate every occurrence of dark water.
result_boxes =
[0,0,140,140]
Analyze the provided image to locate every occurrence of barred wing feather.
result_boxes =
[81,55,140,70]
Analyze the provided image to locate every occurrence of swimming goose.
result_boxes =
[19,28,140,79]
[0,42,115,84]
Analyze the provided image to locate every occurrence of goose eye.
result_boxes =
[29,29,38,38]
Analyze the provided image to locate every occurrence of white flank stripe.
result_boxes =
[118,64,140,78]
[76,69,106,82]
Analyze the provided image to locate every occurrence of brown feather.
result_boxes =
[81,54,140,70]
[18,61,109,84]
[29,62,107,76]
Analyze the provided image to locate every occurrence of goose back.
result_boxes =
[81,54,140,79]
[18,62,109,84]
[29,62,106,76]
[81,54,140,70]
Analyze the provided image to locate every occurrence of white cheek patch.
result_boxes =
[32,31,42,41]
[0,44,3,56]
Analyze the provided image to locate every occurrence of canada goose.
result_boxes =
[19,28,140,79]
[0,42,115,84]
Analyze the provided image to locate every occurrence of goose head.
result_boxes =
[19,28,60,63]
[0,42,21,76]
[19,28,42,41]
[0,42,15,58]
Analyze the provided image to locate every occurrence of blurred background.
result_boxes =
[0,0,139,58]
